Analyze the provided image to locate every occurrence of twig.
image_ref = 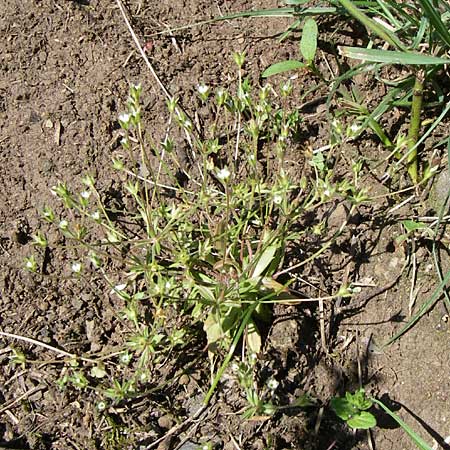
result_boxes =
[115,0,195,136]
[335,275,401,315]
[318,298,327,352]
[115,0,197,159]
[0,331,96,363]
[115,0,173,103]
[0,385,46,415]
[143,405,206,449]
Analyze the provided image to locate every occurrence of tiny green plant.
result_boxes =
[231,356,277,419]
[332,391,435,449]
[330,388,377,430]
[231,354,316,419]
[262,17,319,78]
[25,55,368,441]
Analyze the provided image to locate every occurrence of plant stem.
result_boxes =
[406,72,424,183]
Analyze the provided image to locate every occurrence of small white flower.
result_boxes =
[59,220,69,230]
[120,352,132,364]
[216,167,231,181]
[26,260,34,269]
[273,193,283,205]
[80,191,91,200]
[139,371,149,382]
[118,112,131,124]
[231,362,240,373]
[182,118,192,130]
[91,211,101,221]
[114,283,127,292]
[281,81,293,96]
[71,262,82,273]
[238,91,250,101]
[267,378,279,391]
[96,401,107,411]
[350,123,360,133]
[197,84,209,95]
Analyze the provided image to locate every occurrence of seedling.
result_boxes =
[23,48,376,449]
[262,17,319,78]
[330,388,377,430]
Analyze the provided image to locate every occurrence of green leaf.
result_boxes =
[203,313,223,348]
[221,306,240,333]
[417,0,450,48]
[371,398,434,450]
[195,284,216,303]
[384,268,450,346]
[261,60,305,78]
[300,18,318,62]
[246,319,262,353]
[337,0,405,50]
[252,244,278,278]
[347,411,377,429]
[352,388,373,410]
[402,219,429,233]
[339,46,450,65]
[330,397,355,420]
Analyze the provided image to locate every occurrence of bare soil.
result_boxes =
[1,1,449,449]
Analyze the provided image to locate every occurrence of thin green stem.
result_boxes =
[407,72,425,183]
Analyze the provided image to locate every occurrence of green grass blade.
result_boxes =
[339,46,450,65]
[412,16,429,49]
[278,18,302,41]
[448,131,450,167]
[417,0,450,47]
[383,268,450,346]
[395,100,450,170]
[148,6,341,38]
[337,0,406,50]
[284,0,309,4]
[375,0,402,29]
[371,398,433,450]
[213,7,297,18]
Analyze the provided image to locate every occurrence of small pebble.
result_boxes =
[179,374,190,385]
[157,415,174,430]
